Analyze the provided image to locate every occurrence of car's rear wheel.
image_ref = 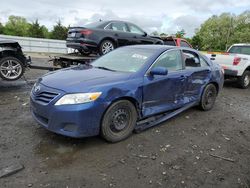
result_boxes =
[99,40,115,55]
[237,70,250,89]
[0,56,24,81]
[101,100,137,142]
[199,84,217,111]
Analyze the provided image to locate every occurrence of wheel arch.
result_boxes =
[245,66,250,71]
[0,50,25,64]
[99,37,118,48]
[101,96,141,125]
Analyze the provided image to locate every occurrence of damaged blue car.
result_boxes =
[30,45,224,142]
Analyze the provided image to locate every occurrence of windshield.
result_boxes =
[228,46,250,55]
[92,48,156,73]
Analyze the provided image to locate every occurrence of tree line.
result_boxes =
[0,15,68,40]
[0,11,249,51]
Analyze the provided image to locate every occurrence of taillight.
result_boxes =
[80,29,93,35]
[233,57,241,66]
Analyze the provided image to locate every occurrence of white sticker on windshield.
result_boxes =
[132,54,148,60]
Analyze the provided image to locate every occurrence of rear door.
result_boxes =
[142,49,187,117]
[105,22,131,46]
[182,49,212,102]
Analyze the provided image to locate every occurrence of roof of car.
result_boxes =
[123,44,181,51]
[231,43,250,46]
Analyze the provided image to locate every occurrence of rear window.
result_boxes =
[164,40,176,46]
[83,22,104,28]
[228,46,250,55]
[180,41,191,48]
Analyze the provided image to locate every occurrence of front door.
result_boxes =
[182,50,212,103]
[142,49,187,117]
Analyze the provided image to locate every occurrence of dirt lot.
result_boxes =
[0,56,249,188]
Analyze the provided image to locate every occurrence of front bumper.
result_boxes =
[30,84,106,138]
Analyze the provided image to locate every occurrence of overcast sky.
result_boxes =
[0,0,249,37]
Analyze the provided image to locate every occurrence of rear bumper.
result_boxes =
[224,69,238,76]
[66,39,98,52]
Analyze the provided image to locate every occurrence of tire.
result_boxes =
[0,56,24,81]
[237,70,250,89]
[199,84,217,111]
[99,40,115,55]
[101,100,137,143]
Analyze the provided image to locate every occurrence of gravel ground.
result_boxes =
[0,56,249,188]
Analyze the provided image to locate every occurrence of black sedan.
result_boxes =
[66,20,164,55]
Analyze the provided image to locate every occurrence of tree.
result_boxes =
[0,22,4,34]
[191,12,250,51]
[175,29,186,38]
[151,31,159,36]
[50,20,68,40]
[28,19,49,38]
[3,15,30,36]
[160,33,168,38]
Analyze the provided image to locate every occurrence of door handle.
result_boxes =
[133,36,137,38]
[114,33,119,37]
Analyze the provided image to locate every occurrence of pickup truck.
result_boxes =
[160,36,193,48]
[205,44,250,89]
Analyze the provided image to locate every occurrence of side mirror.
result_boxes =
[143,32,147,37]
[150,67,168,76]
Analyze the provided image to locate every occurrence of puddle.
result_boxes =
[35,141,79,169]
[34,135,105,169]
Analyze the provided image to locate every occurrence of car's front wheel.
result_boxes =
[237,70,250,89]
[199,84,217,111]
[0,56,24,81]
[99,40,115,55]
[101,100,137,142]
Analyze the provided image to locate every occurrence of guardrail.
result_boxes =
[0,35,67,53]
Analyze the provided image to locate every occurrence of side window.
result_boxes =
[183,50,201,68]
[200,57,209,67]
[110,22,128,32]
[152,50,183,72]
[180,40,191,48]
[128,23,145,35]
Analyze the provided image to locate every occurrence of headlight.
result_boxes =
[55,92,102,106]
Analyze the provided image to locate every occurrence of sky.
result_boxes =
[0,0,249,37]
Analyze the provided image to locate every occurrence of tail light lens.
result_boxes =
[80,29,93,35]
[233,57,241,66]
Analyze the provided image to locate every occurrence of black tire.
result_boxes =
[199,84,217,111]
[237,70,250,89]
[0,56,24,81]
[101,100,137,143]
[99,40,115,55]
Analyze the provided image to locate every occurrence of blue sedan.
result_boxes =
[30,45,224,142]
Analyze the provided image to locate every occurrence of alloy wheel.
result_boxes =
[0,59,23,80]
[102,41,114,54]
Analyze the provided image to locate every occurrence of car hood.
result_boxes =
[39,66,132,93]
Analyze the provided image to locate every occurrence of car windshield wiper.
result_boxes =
[94,66,116,72]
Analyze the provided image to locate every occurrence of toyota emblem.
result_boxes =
[34,84,41,93]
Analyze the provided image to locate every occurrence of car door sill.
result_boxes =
[135,101,198,133]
